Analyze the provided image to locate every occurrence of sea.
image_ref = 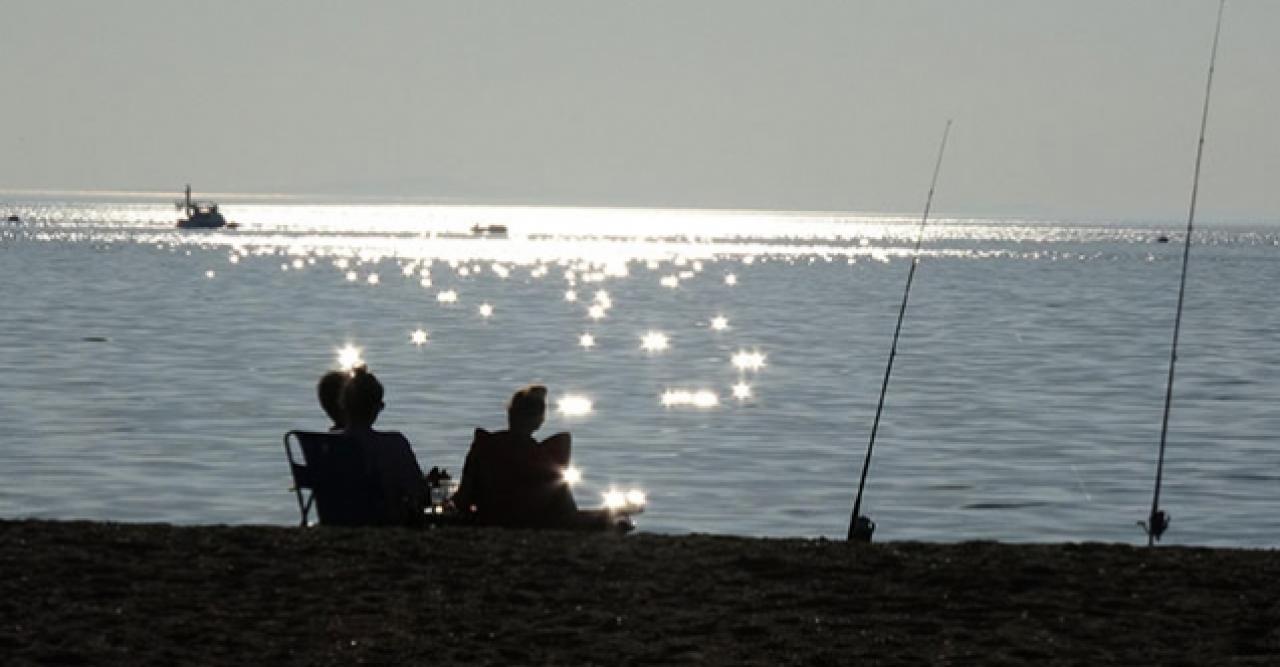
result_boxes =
[2,198,1277,547]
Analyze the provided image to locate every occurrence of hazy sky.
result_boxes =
[2,0,1276,220]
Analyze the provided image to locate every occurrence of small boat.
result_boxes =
[470,223,508,238]
[5,214,19,223]
[176,185,237,229]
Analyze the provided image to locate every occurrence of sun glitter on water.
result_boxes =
[661,389,719,408]
[732,349,767,372]
[578,333,595,348]
[557,394,593,417]
[409,329,429,346]
[602,488,647,510]
[336,344,364,371]
[710,315,729,331]
[640,331,669,352]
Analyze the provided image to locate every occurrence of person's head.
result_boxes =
[507,384,547,435]
[317,370,350,428]
[341,366,385,428]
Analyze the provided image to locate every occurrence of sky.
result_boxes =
[1,0,1277,221]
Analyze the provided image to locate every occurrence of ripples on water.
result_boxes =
[2,201,1278,546]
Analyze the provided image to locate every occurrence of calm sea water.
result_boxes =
[2,200,1277,546]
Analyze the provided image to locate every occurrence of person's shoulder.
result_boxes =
[377,430,412,447]
[349,430,412,458]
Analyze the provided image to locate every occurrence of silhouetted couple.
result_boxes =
[317,367,428,526]
[317,369,582,529]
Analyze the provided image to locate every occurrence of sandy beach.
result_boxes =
[2,520,1278,665]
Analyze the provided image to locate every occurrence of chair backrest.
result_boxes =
[461,429,577,528]
[284,430,388,527]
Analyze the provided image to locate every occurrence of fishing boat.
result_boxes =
[175,185,237,229]
[470,223,508,238]
[5,214,19,223]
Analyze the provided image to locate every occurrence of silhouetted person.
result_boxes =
[317,370,349,431]
[341,366,429,526]
[451,385,579,528]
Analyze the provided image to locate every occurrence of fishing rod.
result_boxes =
[1142,0,1226,547]
[847,119,952,542]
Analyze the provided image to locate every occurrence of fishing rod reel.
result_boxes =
[848,515,876,543]
[1138,509,1171,544]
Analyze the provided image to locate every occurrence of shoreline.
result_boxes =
[3,520,1279,664]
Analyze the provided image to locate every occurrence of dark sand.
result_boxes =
[2,520,1278,665]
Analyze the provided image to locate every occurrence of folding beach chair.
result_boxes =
[283,430,388,527]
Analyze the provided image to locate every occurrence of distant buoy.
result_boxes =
[1157,235,1170,244]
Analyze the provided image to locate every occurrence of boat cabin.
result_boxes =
[176,185,228,229]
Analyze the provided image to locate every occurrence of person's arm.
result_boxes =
[384,433,429,523]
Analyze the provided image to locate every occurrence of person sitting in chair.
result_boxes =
[341,366,429,526]
[450,385,579,528]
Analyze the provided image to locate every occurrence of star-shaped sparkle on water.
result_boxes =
[640,331,669,352]
[732,349,767,372]
[336,344,364,371]
[410,329,429,346]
